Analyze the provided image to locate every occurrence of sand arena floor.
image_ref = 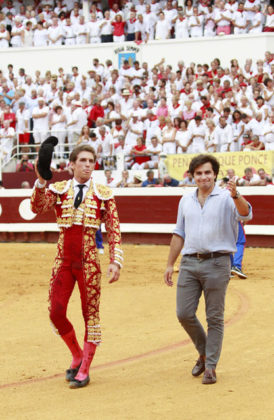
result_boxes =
[0,243,274,420]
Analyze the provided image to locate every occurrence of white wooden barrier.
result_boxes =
[0,33,272,76]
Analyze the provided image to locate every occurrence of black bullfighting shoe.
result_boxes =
[69,375,90,389]
[65,363,82,382]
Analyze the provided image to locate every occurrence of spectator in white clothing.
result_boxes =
[233,2,248,35]
[143,4,157,40]
[63,18,76,45]
[49,105,67,158]
[188,115,206,153]
[74,15,88,44]
[144,136,162,169]
[100,10,113,43]
[174,12,189,39]
[23,21,33,47]
[32,97,49,151]
[66,100,88,149]
[48,17,63,46]
[215,116,233,152]
[188,7,204,37]
[215,1,232,35]
[249,5,263,33]
[0,120,15,164]
[204,5,216,37]
[155,12,170,40]
[135,14,149,42]
[11,17,24,47]
[87,13,101,43]
[16,101,30,151]
[0,24,10,48]
[33,21,48,47]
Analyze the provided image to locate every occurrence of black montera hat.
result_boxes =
[37,136,58,180]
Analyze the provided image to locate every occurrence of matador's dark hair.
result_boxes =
[69,145,96,163]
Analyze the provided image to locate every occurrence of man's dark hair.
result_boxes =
[69,145,96,163]
[189,154,220,180]
[264,77,272,87]
[214,58,221,66]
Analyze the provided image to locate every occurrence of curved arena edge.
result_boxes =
[0,186,273,247]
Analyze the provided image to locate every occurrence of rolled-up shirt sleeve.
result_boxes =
[234,201,253,223]
[173,197,185,239]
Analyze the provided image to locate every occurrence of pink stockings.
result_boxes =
[61,329,83,369]
[62,330,97,379]
[75,341,97,381]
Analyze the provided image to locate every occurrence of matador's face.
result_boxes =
[71,151,95,183]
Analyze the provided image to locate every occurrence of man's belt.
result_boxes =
[184,252,229,260]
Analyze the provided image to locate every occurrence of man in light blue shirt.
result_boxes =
[164,154,252,385]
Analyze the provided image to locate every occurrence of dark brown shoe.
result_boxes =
[202,368,217,384]
[192,356,205,377]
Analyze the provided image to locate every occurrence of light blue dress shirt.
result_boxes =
[173,185,252,255]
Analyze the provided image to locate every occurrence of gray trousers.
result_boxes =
[176,255,230,369]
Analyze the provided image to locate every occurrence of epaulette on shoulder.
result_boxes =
[93,183,114,200]
[49,180,71,195]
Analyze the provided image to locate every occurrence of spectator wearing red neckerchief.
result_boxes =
[215,1,232,35]
[249,5,263,33]
[200,96,211,117]
[233,2,248,35]
[263,4,274,33]
[245,0,261,25]
[126,10,136,41]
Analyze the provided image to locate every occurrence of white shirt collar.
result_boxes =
[73,178,91,189]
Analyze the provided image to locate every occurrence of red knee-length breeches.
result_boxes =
[49,225,102,344]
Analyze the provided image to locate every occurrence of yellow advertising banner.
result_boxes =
[165,151,274,180]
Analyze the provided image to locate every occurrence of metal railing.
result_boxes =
[0,128,129,180]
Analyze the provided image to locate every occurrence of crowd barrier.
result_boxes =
[0,33,273,76]
[0,185,273,247]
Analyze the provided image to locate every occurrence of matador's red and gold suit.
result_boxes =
[31,178,123,345]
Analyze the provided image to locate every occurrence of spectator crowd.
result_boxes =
[102,165,273,187]
[0,49,273,169]
[0,0,272,49]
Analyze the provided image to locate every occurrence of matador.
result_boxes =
[31,144,123,389]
